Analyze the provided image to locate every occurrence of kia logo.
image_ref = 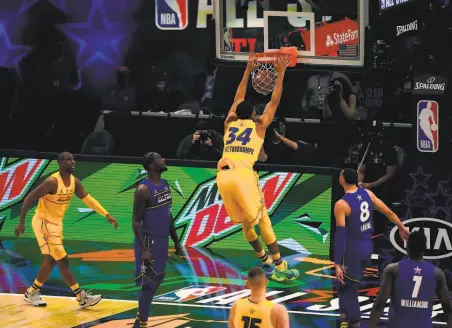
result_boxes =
[390,218,452,260]
[427,77,436,83]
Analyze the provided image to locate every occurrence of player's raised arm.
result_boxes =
[366,189,409,240]
[368,263,397,327]
[228,302,238,328]
[15,177,57,237]
[75,178,118,228]
[259,59,287,128]
[225,58,258,126]
[435,267,452,327]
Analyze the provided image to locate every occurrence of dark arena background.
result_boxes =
[0,0,451,327]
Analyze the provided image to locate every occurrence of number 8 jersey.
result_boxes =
[342,187,374,240]
[221,119,263,170]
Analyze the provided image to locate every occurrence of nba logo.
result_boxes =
[155,0,188,30]
[417,100,439,153]
[224,28,233,52]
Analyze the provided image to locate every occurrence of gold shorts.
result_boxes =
[216,168,267,226]
[32,214,67,260]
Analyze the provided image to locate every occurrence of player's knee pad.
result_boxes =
[258,214,276,245]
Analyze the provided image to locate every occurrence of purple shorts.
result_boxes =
[134,235,168,287]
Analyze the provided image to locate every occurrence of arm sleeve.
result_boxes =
[81,194,109,217]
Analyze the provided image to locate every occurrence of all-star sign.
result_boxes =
[390,218,452,260]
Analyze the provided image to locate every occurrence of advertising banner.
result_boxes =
[0,157,332,255]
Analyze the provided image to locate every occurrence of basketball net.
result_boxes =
[250,48,296,96]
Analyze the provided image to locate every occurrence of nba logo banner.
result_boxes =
[417,100,439,153]
[155,0,188,30]
[154,285,226,303]
[223,28,233,52]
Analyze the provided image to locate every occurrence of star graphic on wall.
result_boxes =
[19,0,68,14]
[404,190,427,207]
[0,21,31,76]
[439,176,452,193]
[58,0,126,69]
[409,166,432,190]
[425,184,452,210]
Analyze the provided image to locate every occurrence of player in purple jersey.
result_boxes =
[132,152,183,328]
[334,168,409,328]
[368,230,452,328]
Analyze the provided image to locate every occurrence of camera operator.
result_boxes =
[357,124,400,232]
[176,120,223,160]
[324,77,358,121]
[260,118,317,165]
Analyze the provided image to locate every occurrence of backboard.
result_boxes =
[214,0,368,67]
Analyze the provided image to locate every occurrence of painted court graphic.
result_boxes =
[0,157,448,326]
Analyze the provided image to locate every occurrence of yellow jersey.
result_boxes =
[220,119,263,170]
[35,172,75,224]
[233,298,274,328]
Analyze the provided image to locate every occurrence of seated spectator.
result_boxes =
[80,115,114,155]
[102,66,136,112]
[176,120,223,160]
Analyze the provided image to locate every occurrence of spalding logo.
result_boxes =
[390,218,452,260]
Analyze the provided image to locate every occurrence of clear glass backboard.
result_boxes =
[214,0,368,67]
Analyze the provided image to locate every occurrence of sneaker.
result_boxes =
[24,290,47,307]
[270,260,299,282]
[263,262,275,277]
[78,290,102,309]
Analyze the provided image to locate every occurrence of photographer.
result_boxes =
[324,77,358,121]
[176,120,223,160]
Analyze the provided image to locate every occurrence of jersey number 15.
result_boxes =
[242,316,262,328]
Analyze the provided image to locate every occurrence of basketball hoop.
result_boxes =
[251,47,297,96]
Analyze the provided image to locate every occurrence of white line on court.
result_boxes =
[0,293,446,325]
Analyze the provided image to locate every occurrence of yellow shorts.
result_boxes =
[32,214,67,261]
[216,168,267,225]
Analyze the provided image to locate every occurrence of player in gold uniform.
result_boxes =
[14,152,119,308]
[228,266,290,328]
[216,57,299,282]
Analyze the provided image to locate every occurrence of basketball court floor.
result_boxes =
[0,237,448,328]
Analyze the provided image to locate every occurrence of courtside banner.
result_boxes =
[0,157,332,255]
[413,75,448,96]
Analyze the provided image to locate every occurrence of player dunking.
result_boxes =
[228,266,290,328]
[368,230,452,328]
[334,168,409,327]
[132,152,182,328]
[14,152,118,307]
[216,57,299,282]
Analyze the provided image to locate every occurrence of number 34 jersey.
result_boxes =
[233,298,275,328]
[221,119,263,170]
[342,187,374,240]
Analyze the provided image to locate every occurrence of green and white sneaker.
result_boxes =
[270,260,299,282]
[263,262,275,277]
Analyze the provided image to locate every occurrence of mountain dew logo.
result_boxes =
[175,172,300,247]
